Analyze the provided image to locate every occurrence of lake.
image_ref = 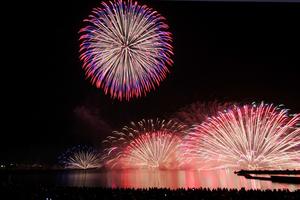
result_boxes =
[3,169,300,191]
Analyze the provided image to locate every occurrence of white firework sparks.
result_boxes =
[102,119,186,169]
[61,146,101,169]
[182,102,300,170]
[79,0,173,100]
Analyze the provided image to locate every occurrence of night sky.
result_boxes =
[3,0,300,163]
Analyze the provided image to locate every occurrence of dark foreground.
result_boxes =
[234,170,300,184]
[1,185,299,200]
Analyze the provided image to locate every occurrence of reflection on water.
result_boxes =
[54,169,300,191]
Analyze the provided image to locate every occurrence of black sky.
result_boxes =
[3,0,300,163]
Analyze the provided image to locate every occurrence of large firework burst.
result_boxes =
[102,119,186,169]
[79,0,173,101]
[59,145,102,169]
[182,102,300,170]
[172,101,233,126]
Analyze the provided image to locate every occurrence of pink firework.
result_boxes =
[102,119,186,169]
[182,102,300,170]
[79,0,173,101]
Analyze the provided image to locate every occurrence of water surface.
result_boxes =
[5,169,300,191]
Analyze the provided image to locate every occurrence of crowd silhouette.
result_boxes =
[1,184,299,200]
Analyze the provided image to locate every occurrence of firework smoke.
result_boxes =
[172,101,233,126]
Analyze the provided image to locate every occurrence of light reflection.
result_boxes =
[61,169,300,191]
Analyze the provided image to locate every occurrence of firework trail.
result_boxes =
[182,102,300,170]
[102,119,186,169]
[79,0,173,101]
[59,145,102,169]
[172,100,233,126]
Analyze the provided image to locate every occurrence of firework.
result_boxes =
[182,102,300,170]
[172,101,233,126]
[59,145,102,169]
[79,0,173,101]
[102,119,186,169]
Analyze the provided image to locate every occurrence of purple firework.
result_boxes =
[79,0,173,101]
